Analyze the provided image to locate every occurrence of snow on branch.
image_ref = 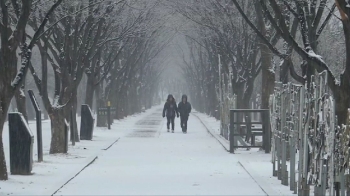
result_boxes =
[11,44,31,88]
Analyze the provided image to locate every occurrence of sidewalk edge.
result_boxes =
[192,113,229,152]
[238,161,279,196]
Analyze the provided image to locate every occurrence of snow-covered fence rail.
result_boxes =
[270,71,341,196]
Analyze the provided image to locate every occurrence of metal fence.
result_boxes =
[269,71,347,195]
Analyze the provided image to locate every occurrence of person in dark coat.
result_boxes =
[162,94,179,133]
[178,94,192,133]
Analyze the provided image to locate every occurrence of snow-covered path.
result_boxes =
[55,108,266,195]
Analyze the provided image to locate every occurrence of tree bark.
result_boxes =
[335,0,350,125]
[15,85,28,122]
[85,74,95,109]
[49,109,67,154]
[255,2,275,109]
[68,93,79,142]
[0,103,9,180]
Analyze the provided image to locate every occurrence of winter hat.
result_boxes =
[182,94,187,101]
[167,94,174,101]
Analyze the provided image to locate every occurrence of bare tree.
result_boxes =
[0,0,62,181]
[231,0,350,124]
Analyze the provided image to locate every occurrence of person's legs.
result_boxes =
[171,117,175,131]
[184,116,188,132]
[180,116,183,128]
[166,117,170,131]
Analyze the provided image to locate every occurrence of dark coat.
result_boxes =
[163,94,179,118]
[178,95,192,117]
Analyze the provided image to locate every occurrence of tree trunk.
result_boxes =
[280,60,289,84]
[44,111,48,120]
[0,71,16,180]
[49,109,67,154]
[234,83,245,109]
[15,86,28,122]
[0,132,7,180]
[255,2,275,109]
[69,93,79,142]
[95,82,102,112]
[85,74,95,109]
[0,105,9,180]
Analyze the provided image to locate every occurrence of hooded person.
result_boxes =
[178,94,192,133]
[162,94,179,133]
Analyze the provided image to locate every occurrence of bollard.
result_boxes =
[107,101,111,130]
[80,104,94,140]
[28,90,43,162]
[9,113,34,175]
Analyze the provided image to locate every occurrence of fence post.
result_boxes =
[281,88,289,186]
[321,163,327,195]
[262,109,270,153]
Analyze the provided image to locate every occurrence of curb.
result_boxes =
[40,154,99,196]
[238,161,279,196]
[193,112,279,196]
[192,112,229,152]
[48,137,121,195]
[102,137,120,150]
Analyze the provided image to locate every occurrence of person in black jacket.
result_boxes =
[162,94,179,133]
[178,94,192,133]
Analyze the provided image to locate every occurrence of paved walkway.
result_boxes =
[55,108,266,195]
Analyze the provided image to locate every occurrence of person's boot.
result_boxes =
[172,129,174,133]
[167,129,169,132]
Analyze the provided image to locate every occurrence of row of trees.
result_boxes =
[174,0,346,123]
[0,0,167,180]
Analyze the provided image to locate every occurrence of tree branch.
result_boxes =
[231,0,287,59]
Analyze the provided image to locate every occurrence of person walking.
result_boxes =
[178,94,192,133]
[162,94,179,133]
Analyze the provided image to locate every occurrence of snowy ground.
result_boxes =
[55,108,266,195]
[2,107,296,195]
[1,106,160,195]
[194,112,295,196]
